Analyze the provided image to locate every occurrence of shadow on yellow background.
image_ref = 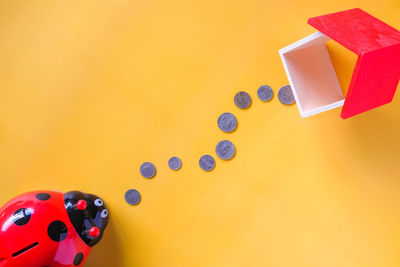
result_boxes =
[85,219,123,267]
[0,0,400,266]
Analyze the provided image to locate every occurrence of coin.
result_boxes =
[199,155,215,171]
[140,162,156,178]
[217,112,237,133]
[234,91,251,109]
[257,85,274,102]
[125,189,141,205]
[168,156,182,171]
[215,140,235,160]
[278,85,295,105]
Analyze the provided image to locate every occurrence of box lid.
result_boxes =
[308,8,400,118]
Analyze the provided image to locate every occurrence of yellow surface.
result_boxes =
[0,1,400,266]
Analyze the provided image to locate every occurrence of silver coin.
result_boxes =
[234,91,251,109]
[217,112,237,133]
[125,189,141,205]
[257,85,274,102]
[215,140,235,160]
[168,156,182,170]
[199,155,215,171]
[278,85,295,105]
[140,162,156,178]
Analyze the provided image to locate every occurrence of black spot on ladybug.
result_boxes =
[47,220,68,242]
[73,253,84,266]
[13,208,32,226]
[36,193,51,201]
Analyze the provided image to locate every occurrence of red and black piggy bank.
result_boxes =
[0,190,109,267]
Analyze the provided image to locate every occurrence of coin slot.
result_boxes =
[12,242,38,257]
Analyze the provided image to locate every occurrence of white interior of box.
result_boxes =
[279,31,345,117]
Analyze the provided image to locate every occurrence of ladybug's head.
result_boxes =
[64,191,109,247]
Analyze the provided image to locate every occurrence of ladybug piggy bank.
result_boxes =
[0,190,109,267]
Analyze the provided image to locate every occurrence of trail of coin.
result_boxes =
[128,79,298,208]
[125,189,141,205]
[218,112,237,133]
[234,91,252,109]
[199,155,216,171]
[216,140,235,160]
[168,156,182,170]
[278,85,295,105]
[257,85,274,102]
[140,162,156,178]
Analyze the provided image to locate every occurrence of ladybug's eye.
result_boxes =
[101,209,109,218]
[94,199,103,207]
[13,208,33,226]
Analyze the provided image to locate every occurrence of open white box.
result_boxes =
[279,32,345,118]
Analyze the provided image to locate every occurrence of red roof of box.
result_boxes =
[308,8,400,118]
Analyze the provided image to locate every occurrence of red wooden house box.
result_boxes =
[279,8,400,119]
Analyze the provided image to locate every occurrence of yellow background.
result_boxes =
[0,0,399,266]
